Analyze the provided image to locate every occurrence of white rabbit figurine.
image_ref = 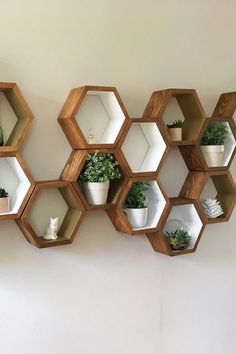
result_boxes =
[43,217,59,240]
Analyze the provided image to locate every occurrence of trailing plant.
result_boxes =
[0,127,3,146]
[167,120,184,128]
[125,182,150,208]
[201,122,228,146]
[79,151,121,183]
[0,187,8,198]
[165,228,191,251]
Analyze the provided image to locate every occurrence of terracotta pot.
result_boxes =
[0,197,10,213]
[200,145,224,167]
[168,127,182,141]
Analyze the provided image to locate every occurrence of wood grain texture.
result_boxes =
[16,180,86,248]
[146,198,205,256]
[58,86,129,149]
[0,82,34,152]
[106,176,170,235]
[212,92,236,118]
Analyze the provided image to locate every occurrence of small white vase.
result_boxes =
[125,207,148,228]
[83,181,110,205]
[0,197,10,213]
[200,145,224,167]
[168,127,182,141]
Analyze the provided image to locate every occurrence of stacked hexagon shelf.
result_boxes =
[1,82,236,256]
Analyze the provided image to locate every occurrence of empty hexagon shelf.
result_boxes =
[146,198,205,256]
[179,117,236,171]
[60,149,129,210]
[0,152,34,220]
[118,119,169,176]
[106,176,169,235]
[16,180,86,248]
[58,86,129,149]
[180,170,236,224]
[143,88,206,146]
[0,82,34,152]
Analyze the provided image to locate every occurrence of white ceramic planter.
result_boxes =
[125,207,148,228]
[83,181,110,205]
[168,127,182,141]
[200,145,224,167]
[0,197,10,213]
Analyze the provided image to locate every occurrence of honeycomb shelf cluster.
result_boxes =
[1,83,236,256]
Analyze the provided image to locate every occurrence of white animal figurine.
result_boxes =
[43,217,59,240]
[88,128,96,144]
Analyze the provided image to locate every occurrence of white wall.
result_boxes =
[0,1,236,353]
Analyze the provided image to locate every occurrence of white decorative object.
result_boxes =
[125,207,148,228]
[200,145,224,167]
[43,217,59,240]
[201,198,224,218]
[83,181,110,205]
[88,128,96,144]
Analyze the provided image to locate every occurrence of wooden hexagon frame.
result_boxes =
[0,82,34,152]
[16,180,86,248]
[58,86,129,149]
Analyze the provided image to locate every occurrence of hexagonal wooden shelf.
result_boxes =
[212,91,236,119]
[0,152,34,220]
[143,88,206,146]
[106,176,169,235]
[179,170,236,224]
[117,118,169,176]
[60,149,129,210]
[58,86,129,149]
[146,198,205,256]
[0,82,34,152]
[179,117,236,171]
[16,180,86,248]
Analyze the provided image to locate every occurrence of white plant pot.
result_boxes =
[200,145,224,167]
[0,197,10,213]
[125,207,148,228]
[83,181,110,205]
[168,127,182,141]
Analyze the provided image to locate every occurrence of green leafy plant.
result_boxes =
[165,228,191,251]
[125,182,150,208]
[167,120,184,128]
[79,151,121,183]
[0,187,8,198]
[0,127,3,146]
[201,122,228,146]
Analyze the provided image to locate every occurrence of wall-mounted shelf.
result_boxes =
[118,118,169,176]
[180,170,236,224]
[146,198,205,256]
[60,149,129,210]
[16,180,86,248]
[58,86,129,149]
[0,152,34,220]
[0,82,34,152]
[106,176,169,235]
[143,88,206,146]
[179,117,236,171]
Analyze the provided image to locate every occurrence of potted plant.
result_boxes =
[0,127,3,146]
[165,228,191,251]
[200,122,228,167]
[124,181,150,228]
[0,187,10,213]
[79,151,121,205]
[167,119,184,141]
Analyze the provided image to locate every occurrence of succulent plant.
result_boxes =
[165,228,191,251]
[167,120,184,128]
[0,187,8,198]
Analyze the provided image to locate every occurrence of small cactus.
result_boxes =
[0,187,8,198]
